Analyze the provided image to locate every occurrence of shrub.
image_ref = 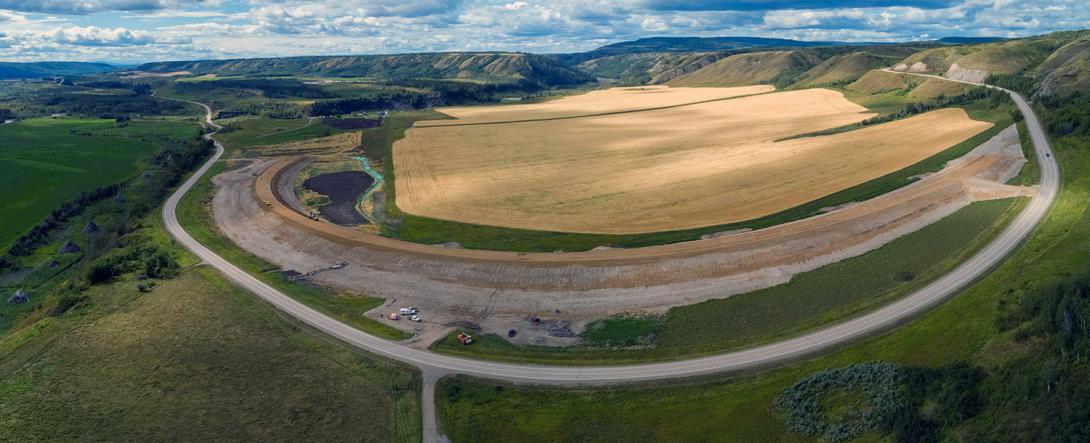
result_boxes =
[774,362,905,442]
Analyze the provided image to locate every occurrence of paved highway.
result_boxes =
[162,77,1058,385]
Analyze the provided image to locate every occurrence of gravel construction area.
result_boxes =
[213,126,1033,345]
[302,171,373,226]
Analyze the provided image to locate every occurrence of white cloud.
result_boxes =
[0,0,1088,62]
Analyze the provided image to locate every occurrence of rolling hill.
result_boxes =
[555,36,838,65]
[0,62,116,79]
[666,50,824,87]
[134,53,593,87]
[576,52,725,84]
[792,52,901,87]
[889,32,1080,82]
[1036,36,1090,97]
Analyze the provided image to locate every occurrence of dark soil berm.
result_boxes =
[302,171,373,226]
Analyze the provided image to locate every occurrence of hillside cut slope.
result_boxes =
[890,35,1072,82]
[135,53,593,87]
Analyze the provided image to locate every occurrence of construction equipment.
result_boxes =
[457,332,473,345]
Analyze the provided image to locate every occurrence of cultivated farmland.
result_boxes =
[418,84,773,125]
[394,87,993,234]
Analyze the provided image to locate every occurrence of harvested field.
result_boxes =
[418,85,773,126]
[302,171,373,226]
[395,88,993,234]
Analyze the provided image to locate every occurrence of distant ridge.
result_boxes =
[134,53,593,87]
[0,61,116,80]
[556,36,847,65]
[935,37,1007,44]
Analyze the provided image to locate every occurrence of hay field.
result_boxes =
[418,85,773,126]
[394,88,992,234]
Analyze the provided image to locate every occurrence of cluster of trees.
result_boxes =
[173,78,335,99]
[305,92,437,116]
[388,79,534,104]
[1039,92,1090,136]
[7,182,125,256]
[43,93,186,118]
[986,73,1037,97]
[775,361,986,443]
[860,87,1015,127]
[219,101,305,119]
[86,238,178,284]
[0,108,14,120]
[774,362,906,442]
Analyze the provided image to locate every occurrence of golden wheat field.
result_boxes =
[393,87,992,234]
[417,84,774,126]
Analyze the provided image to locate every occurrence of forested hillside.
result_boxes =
[0,62,116,79]
[135,52,592,87]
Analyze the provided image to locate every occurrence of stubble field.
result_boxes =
[394,87,993,234]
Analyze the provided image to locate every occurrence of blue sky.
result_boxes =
[0,0,1084,63]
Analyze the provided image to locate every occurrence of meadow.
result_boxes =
[0,118,195,252]
[0,267,420,442]
[214,117,339,153]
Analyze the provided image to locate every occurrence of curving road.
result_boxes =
[162,77,1058,385]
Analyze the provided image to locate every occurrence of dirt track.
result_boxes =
[213,125,1032,343]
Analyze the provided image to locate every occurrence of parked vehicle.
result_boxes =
[457,332,473,345]
[387,313,400,320]
[399,307,418,315]
[409,315,422,322]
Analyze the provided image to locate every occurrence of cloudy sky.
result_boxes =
[0,0,1084,63]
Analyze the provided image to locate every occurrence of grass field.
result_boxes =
[215,117,338,153]
[434,130,1090,442]
[431,198,1023,363]
[395,88,989,234]
[0,118,197,252]
[176,161,409,340]
[0,267,420,441]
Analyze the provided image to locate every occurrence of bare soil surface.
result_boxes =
[302,171,373,226]
[211,126,1031,345]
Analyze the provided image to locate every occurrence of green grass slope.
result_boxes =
[667,50,822,87]
[793,52,895,87]
[0,268,420,441]
[0,119,162,251]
